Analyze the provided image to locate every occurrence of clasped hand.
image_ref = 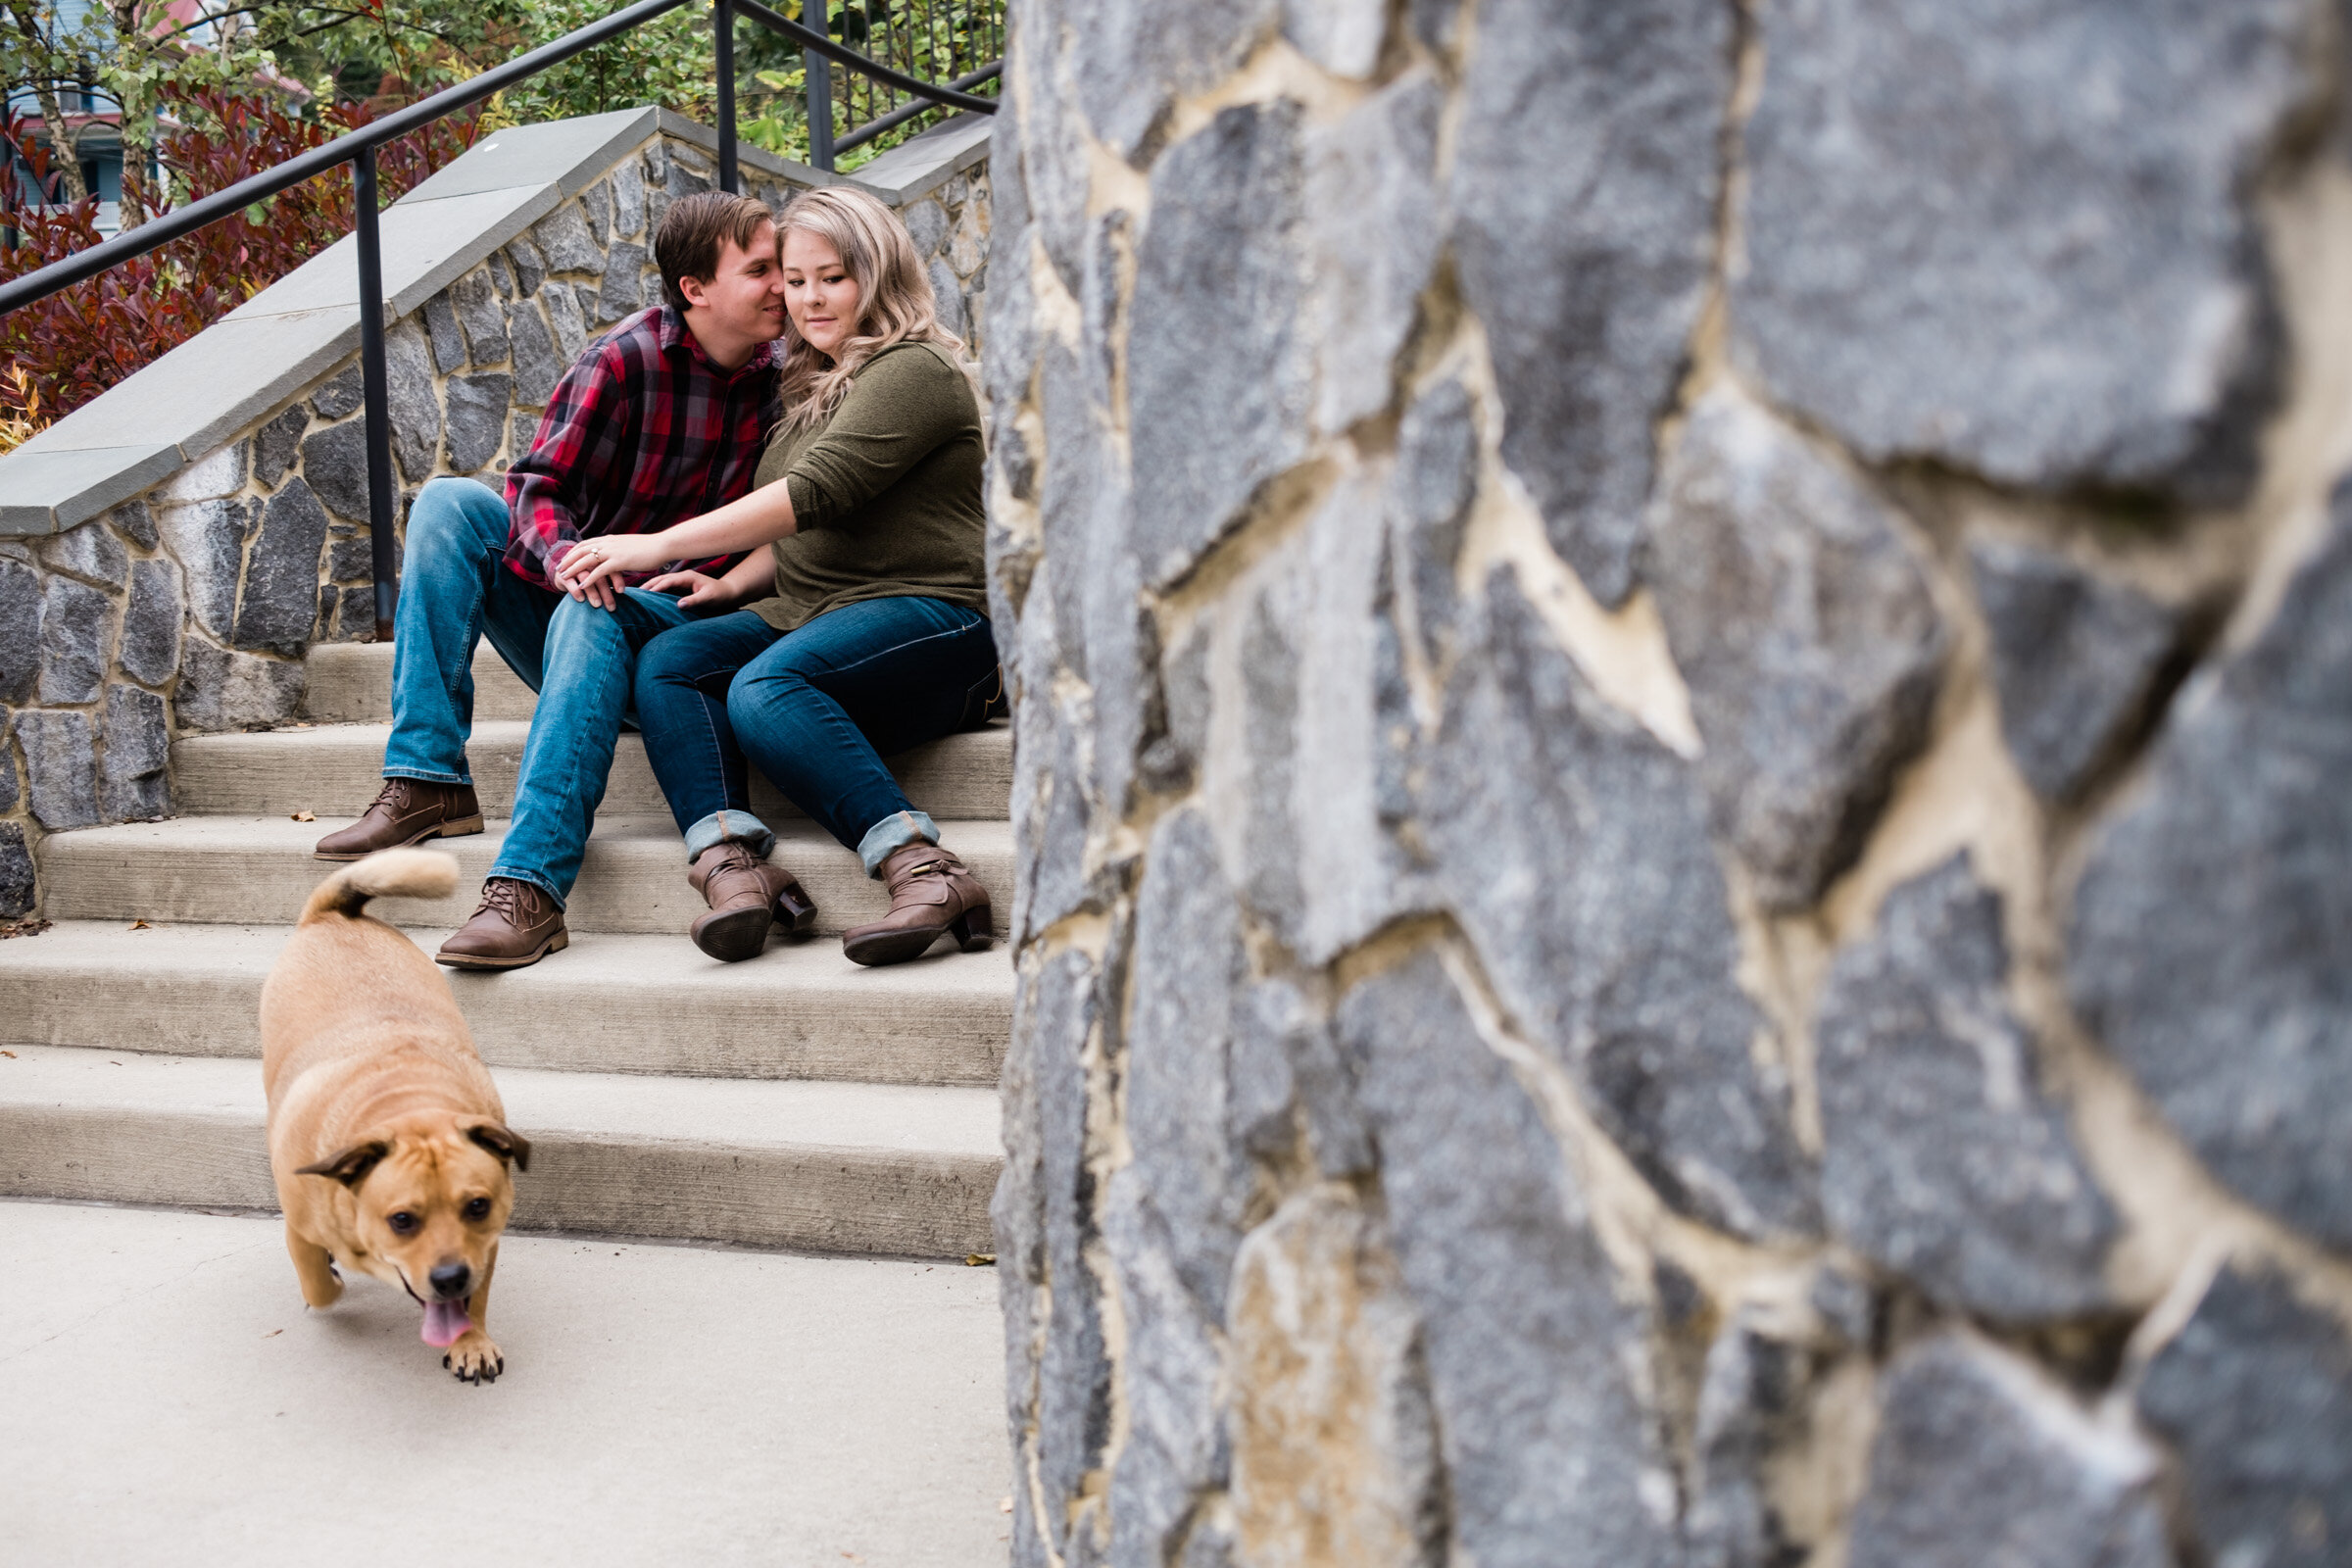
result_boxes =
[551,532,677,610]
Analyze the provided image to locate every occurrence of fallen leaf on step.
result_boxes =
[0,1049,15,1058]
[128,919,151,931]
[965,1252,996,1267]
[290,809,316,822]
[264,1329,283,1339]
[0,918,50,940]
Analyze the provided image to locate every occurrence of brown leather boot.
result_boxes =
[841,842,993,968]
[436,878,567,969]
[686,842,818,962]
[315,778,484,861]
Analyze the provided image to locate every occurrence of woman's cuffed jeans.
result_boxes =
[631,595,999,875]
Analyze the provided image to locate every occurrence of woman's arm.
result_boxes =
[642,549,777,610]
[553,474,799,596]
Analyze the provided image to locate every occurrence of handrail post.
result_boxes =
[714,0,739,193]
[804,0,834,172]
[354,146,399,643]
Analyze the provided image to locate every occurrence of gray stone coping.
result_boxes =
[221,184,561,322]
[0,108,654,536]
[646,107,992,206]
[843,114,995,205]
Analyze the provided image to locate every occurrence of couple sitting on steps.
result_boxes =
[314,186,999,972]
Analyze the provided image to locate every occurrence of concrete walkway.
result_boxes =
[0,1200,1011,1566]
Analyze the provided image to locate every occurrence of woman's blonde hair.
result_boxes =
[773,184,966,431]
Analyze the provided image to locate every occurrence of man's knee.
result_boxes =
[405,477,508,564]
[545,594,636,668]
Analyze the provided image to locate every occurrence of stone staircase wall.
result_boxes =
[985,3,2352,1566]
[0,107,993,918]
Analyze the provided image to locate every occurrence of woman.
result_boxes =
[556,185,999,967]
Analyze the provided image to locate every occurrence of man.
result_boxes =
[315,191,786,970]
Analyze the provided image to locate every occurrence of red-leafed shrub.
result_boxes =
[0,85,477,446]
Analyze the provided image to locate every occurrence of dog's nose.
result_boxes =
[428,1260,471,1299]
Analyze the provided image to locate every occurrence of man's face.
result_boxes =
[680,220,787,344]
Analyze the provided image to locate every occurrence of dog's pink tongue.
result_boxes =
[420,1298,471,1348]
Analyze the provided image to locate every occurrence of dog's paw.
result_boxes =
[298,1268,345,1310]
[442,1331,505,1384]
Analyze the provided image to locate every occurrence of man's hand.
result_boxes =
[644,570,733,608]
[548,540,620,609]
[552,534,671,608]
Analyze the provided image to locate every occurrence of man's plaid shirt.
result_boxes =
[502,306,780,591]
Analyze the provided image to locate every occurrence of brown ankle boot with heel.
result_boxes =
[686,842,818,962]
[841,842,993,968]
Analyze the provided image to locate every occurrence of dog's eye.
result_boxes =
[386,1211,419,1235]
[464,1197,492,1221]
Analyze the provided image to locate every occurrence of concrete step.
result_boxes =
[304,639,539,722]
[0,1045,1002,1255]
[172,718,1013,820]
[0,1200,1010,1566]
[0,922,1009,1086]
[43,814,1014,939]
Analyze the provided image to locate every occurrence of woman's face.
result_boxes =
[781,228,862,359]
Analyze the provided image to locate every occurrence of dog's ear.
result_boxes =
[296,1140,390,1188]
[467,1122,530,1173]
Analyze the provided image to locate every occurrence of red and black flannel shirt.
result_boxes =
[502,306,780,591]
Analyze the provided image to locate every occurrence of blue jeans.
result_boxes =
[633,595,999,874]
[385,477,706,905]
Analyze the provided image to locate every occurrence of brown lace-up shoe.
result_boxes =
[686,842,818,962]
[841,842,993,968]
[314,778,484,861]
[436,877,567,970]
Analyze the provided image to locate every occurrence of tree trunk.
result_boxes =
[4,0,93,207]
[104,0,148,228]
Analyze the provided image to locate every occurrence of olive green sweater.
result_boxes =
[751,339,988,633]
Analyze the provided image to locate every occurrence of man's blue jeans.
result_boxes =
[632,596,999,875]
[384,477,703,906]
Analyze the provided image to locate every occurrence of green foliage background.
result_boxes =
[4,0,998,197]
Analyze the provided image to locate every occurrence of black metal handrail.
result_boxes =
[836,60,1002,156]
[0,0,996,637]
[731,0,1001,117]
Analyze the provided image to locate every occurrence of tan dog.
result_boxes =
[262,849,530,1383]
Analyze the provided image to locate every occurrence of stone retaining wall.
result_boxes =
[985,2,2352,1565]
[0,109,991,915]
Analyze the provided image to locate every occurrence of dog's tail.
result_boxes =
[299,849,460,926]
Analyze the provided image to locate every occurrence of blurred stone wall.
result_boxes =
[983,2,2352,1565]
[0,121,990,916]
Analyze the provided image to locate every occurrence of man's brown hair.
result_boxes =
[654,191,775,314]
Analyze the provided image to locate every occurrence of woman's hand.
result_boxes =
[553,532,677,603]
[643,569,732,608]
[647,549,779,612]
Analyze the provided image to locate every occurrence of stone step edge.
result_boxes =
[0,1045,1001,1258]
[0,921,1011,1088]
[39,814,1016,939]
[170,719,1015,823]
